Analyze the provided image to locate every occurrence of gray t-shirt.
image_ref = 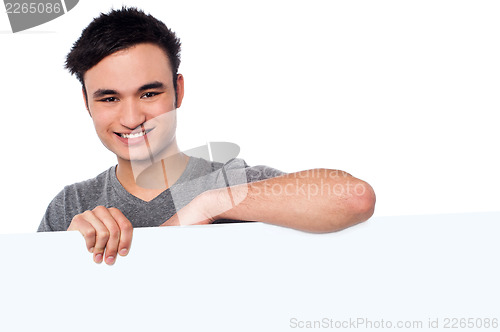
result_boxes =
[38,157,284,231]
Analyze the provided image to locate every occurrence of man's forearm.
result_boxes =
[211,169,376,233]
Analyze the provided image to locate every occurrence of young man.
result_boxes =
[38,7,376,265]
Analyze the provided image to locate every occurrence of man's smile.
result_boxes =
[114,128,155,146]
[115,128,153,139]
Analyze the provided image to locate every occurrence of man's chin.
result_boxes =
[116,153,156,165]
[113,143,179,167]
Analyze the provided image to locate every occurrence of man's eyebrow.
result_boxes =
[91,82,165,99]
[93,89,118,99]
[138,81,165,92]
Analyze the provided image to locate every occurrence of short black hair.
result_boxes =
[65,7,181,96]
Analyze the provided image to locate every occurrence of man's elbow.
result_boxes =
[325,180,376,232]
[350,180,376,223]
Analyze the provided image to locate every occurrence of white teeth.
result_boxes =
[120,131,145,139]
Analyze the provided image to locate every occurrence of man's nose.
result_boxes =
[120,99,146,129]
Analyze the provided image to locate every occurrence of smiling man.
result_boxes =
[38,7,376,265]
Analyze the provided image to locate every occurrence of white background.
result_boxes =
[0,0,499,233]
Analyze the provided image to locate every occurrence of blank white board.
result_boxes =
[1,212,499,331]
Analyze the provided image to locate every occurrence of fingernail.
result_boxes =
[94,253,103,263]
[119,248,128,256]
[105,256,115,265]
[89,247,94,253]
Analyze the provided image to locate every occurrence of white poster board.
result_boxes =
[1,213,499,331]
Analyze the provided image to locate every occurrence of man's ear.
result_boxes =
[82,87,91,117]
[175,74,184,109]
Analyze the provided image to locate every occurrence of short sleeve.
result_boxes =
[38,188,68,232]
[245,164,285,183]
[218,158,285,185]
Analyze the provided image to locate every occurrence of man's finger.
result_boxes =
[80,209,110,264]
[93,206,121,265]
[68,216,97,253]
[108,207,133,257]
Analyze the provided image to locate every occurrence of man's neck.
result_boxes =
[115,149,190,202]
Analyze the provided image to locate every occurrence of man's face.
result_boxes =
[83,43,184,163]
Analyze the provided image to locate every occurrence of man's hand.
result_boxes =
[68,206,133,265]
[160,192,219,226]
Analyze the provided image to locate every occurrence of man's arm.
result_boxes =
[162,169,375,233]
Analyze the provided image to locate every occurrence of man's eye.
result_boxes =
[142,92,161,99]
[99,97,118,102]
